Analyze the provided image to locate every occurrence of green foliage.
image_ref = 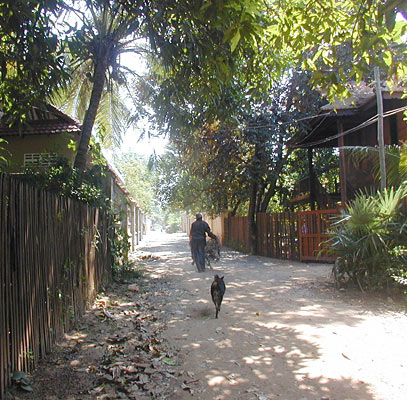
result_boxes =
[154,146,214,213]
[20,159,132,273]
[0,0,68,122]
[328,185,407,290]
[110,218,130,276]
[113,260,144,283]
[10,370,33,393]
[262,0,407,95]
[150,69,327,218]
[0,138,9,171]
[346,143,407,188]
[164,211,182,233]
[22,158,110,208]
[114,153,154,213]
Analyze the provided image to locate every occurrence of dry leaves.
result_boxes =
[86,275,182,399]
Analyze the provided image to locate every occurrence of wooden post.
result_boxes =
[337,120,347,204]
[308,147,316,210]
[374,66,387,190]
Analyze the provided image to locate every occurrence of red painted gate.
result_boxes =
[298,209,340,262]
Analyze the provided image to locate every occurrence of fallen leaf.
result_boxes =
[133,362,151,369]
[20,385,34,392]
[137,374,150,384]
[106,335,128,344]
[90,384,105,394]
[181,382,192,392]
[111,366,121,380]
[128,283,140,292]
[100,374,114,382]
[103,308,115,319]
[125,365,138,374]
[144,367,157,375]
[162,357,178,366]
[341,353,351,360]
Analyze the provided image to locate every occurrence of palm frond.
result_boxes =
[376,184,407,218]
[345,192,377,229]
[95,82,130,147]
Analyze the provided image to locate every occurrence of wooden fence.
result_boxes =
[298,209,339,262]
[0,174,112,397]
[224,215,251,253]
[224,210,339,262]
[224,213,299,259]
[257,212,299,260]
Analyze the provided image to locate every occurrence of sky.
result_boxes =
[121,126,168,156]
[119,49,168,157]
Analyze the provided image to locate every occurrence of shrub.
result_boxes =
[328,184,407,291]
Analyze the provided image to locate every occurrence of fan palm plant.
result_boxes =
[329,184,407,290]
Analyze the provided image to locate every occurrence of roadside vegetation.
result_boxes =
[1,0,407,291]
[329,145,407,292]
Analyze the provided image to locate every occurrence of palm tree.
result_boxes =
[64,0,146,171]
[52,57,130,149]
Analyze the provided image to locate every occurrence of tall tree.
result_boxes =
[113,152,154,213]
[67,0,264,172]
[0,0,68,121]
[66,0,144,171]
[52,57,130,149]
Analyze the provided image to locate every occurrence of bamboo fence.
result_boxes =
[0,174,112,397]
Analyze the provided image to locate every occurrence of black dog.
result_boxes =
[211,275,225,318]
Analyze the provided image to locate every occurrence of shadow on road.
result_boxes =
[135,231,388,400]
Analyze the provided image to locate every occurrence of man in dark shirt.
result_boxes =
[189,213,217,272]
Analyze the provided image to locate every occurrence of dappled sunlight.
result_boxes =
[132,232,407,399]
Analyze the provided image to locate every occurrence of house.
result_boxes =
[0,104,80,172]
[0,104,146,249]
[289,82,407,206]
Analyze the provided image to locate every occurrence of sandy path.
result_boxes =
[138,231,407,400]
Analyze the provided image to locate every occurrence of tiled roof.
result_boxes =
[0,104,81,137]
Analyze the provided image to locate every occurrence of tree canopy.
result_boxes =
[2,0,407,172]
[0,0,68,121]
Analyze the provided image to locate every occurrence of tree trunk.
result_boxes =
[259,148,292,212]
[259,179,277,213]
[248,180,258,254]
[231,199,241,217]
[74,57,108,172]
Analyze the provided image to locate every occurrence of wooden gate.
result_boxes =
[298,209,339,262]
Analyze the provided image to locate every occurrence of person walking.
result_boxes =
[189,213,217,272]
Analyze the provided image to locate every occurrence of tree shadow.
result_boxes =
[139,232,400,399]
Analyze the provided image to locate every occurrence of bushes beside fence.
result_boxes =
[0,174,112,397]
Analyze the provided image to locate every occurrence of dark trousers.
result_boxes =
[191,238,206,271]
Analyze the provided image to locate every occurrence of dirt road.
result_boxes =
[138,231,407,400]
[10,231,407,400]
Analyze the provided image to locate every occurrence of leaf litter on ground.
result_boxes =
[9,255,184,400]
